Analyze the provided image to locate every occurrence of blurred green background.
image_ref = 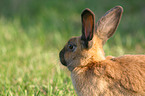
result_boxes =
[0,0,145,95]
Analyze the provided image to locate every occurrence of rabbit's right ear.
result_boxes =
[96,6,123,44]
[81,8,95,48]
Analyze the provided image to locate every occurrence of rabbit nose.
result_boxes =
[59,49,67,66]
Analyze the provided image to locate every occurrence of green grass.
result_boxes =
[0,18,75,95]
[0,0,145,95]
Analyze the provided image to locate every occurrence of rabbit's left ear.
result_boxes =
[96,6,123,44]
[81,8,95,48]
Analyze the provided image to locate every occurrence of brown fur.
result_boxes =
[59,6,145,96]
[71,55,145,96]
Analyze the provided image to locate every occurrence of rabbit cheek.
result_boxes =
[59,49,67,66]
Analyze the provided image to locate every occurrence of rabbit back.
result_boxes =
[71,55,145,96]
[108,55,145,93]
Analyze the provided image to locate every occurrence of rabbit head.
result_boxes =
[59,6,123,71]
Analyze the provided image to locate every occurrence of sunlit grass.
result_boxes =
[0,17,76,95]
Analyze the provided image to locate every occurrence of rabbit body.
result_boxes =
[59,6,145,96]
[71,55,145,96]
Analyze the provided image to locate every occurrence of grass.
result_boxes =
[0,0,145,95]
[0,18,75,95]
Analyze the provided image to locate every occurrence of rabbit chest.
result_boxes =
[71,66,109,96]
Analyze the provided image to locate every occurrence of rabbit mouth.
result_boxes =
[59,49,67,66]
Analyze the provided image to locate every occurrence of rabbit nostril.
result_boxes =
[59,50,67,66]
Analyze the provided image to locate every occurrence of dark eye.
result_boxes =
[68,44,73,49]
[68,44,76,51]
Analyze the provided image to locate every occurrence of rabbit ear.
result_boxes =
[96,6,123,44]
[81,8,95,48]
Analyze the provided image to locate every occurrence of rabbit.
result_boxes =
[59,6,145,96]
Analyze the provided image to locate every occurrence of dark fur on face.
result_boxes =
[59,48,67,66]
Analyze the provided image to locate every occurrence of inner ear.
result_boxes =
[81,8,95,48]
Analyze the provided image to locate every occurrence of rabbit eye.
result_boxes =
[68,44,76,51]
[68,44,73,49]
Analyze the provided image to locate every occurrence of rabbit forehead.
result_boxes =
[67,36,80,44]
